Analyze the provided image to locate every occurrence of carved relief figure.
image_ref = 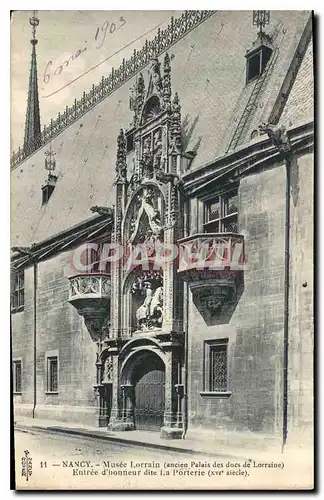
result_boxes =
[149,286,163,325]
[136,282,153,328]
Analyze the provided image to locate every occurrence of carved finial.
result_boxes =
[259,122,291,153]
[44,143,56,172]
[253,10,270,39]
[29,10,39,45]
[116,129,127,180]
[163,53,171,110]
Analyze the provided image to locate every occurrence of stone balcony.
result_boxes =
[68,273,111,341]
[177,233,245,322]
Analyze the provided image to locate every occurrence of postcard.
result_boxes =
[11,9,314,490]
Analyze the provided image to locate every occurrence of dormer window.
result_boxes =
[245,11,272,85]
[42,181,56,205]
[246,42,272,84]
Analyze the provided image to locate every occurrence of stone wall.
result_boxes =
[12,250,98,425]
[187,149,313,443]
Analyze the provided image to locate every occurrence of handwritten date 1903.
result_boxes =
[43,16,126,85]
[95,16,126,49]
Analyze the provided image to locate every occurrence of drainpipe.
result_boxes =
[259,123,292,453]
[282,151,293,452]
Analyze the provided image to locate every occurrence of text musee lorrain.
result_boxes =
[61,460,284,477]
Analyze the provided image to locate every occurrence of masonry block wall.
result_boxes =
[288,152,314,438]
[187,161,287,439]
[12,265,35,417]
[12,250,99,425]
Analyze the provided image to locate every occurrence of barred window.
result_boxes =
[47,356,58,393]
[204,339,229,393]
[204,189,238,233]
[210,344,227,391]
[11,271,24,312]
[13,360,22,393]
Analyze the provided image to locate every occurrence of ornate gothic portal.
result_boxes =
[101,53,187,438]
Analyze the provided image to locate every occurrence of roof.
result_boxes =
[11,10,312,247]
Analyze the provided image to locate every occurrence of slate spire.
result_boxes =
[23,11,41,152]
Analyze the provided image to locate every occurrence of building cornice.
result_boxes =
[11,213,113,269]
[183,120,313,197]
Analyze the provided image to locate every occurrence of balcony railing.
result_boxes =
[68,273,111,300]
[177,233,245,320]
[177,233,245,276]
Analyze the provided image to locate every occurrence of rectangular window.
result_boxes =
[11,271,24,312]
[126,131,134,153]
[42,184,55,205]
[13,360,22,393]
[203,189,238,233]
[203,339,229,394]
[47,356,58,393]
[247,52,261,82]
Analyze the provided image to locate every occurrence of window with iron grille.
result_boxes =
[204,339,229,393]
[47,356,58,393]
[11,271,24,312]
[13,360,22,393]
[203,189,238,233]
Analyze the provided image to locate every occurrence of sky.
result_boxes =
[10,10,180,151]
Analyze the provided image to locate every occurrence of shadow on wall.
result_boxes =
[193,273,245,327]
[182,114,202,158]
[291,155,300,207]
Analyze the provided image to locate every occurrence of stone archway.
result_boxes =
[120,349,166,432]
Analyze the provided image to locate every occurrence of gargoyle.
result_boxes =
[259,122,291,153]
[90,206,114,217]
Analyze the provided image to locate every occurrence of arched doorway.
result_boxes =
[132,352,165,431]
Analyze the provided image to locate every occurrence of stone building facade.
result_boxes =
[11,10,314,449]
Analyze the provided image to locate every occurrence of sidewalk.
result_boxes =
[14,416,311,463]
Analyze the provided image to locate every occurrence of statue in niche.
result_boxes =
[149,58,163,96]
[102,356,113,383]
[141,136,153,178]
[133,272,164,330]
